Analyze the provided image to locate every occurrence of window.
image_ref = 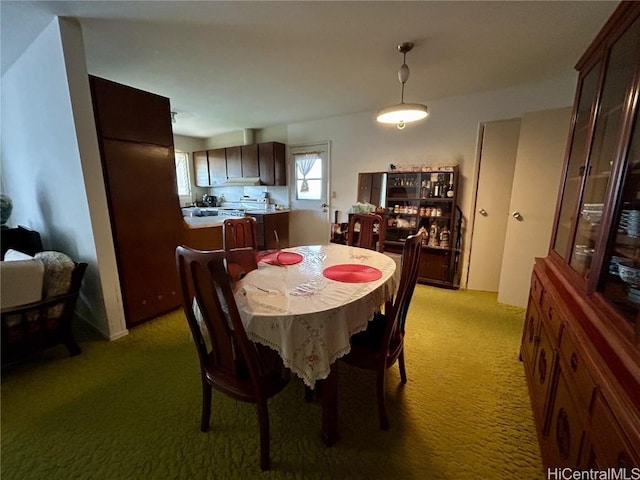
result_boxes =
[294,152,322,200]
[175,151,191,199]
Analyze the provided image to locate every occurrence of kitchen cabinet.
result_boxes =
[207,148,227,185]
[225,145,260,180]
[250,211,289,250]
[90,75,183,328]
[384,166,462,288]
[194,148,227,187]
[241,144,259,177]
[521,2,640,470]
[194,141,286,186]
[181,224,223,251]
[226,146,242,178]
[193,150,210,187]
[258,142,286,186]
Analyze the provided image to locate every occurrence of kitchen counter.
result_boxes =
[246,209,290,215]
[182,208,289,229]
[183,216,225,228]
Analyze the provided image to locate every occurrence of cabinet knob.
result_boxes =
[478,208,488,216]
[570,352,579,371]
[512,211,523,221]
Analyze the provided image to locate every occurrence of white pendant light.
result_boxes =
[376,42,429,130]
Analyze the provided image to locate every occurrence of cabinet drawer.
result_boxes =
[587,393,639,468]
[530,270,544,305]
[558,327,595,412]
[540,289,563,344]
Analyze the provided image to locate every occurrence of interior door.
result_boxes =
[498,107,571,307]
[466,119,521,291]
[288,142,331,246]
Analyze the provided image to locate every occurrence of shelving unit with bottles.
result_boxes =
[384,165,462,289]
[520,2,639,470]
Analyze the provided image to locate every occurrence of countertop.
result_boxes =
[182,209,289,229]
[245,209,290,215]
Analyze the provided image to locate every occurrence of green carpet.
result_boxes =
[1,286,543,479]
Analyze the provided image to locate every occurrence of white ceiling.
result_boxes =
[1,1,618,139]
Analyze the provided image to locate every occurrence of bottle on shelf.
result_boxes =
[421,180,428,199]
[439,225,450,248]
[431,173,440,198]
[428,223,440,247]
[446,175,454,198]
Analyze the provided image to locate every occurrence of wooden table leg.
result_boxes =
[320,363,339,446]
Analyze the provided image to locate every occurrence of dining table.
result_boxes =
[233,243,399,445]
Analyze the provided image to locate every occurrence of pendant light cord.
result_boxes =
[399,50,407,104]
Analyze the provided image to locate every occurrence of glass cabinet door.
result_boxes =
[553,62,602,263]
[569,19,640,280]
[601,105,640,331]
[595,15,640,331]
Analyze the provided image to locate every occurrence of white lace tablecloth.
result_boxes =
[234,244,399,388]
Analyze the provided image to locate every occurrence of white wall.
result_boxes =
[287,70,578,285]
[1,17,127,339]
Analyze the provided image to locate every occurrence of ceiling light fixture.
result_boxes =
[376,42,429,130]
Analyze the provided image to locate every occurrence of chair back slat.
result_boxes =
[347,214,385,252]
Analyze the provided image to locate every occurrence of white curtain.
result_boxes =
[294,152,319,192]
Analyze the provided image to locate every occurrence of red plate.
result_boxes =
[322,264,382,283]
[256,251,304,266]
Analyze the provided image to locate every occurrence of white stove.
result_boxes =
[219,197,269,213]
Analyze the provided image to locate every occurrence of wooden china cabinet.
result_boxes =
[521,2,640,470]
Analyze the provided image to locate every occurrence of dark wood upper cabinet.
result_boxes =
[193,150,210,187]
[207,148,227,185]
[226,146,242,178]
[89,76,173,147]
[195,141,286,186]
[241,144,259,177]
[258,142,286,186]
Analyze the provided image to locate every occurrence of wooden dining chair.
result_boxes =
[223,217,259,251]
[175,246,290,471]
[341,233,422,430]
[347,213,385,252]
